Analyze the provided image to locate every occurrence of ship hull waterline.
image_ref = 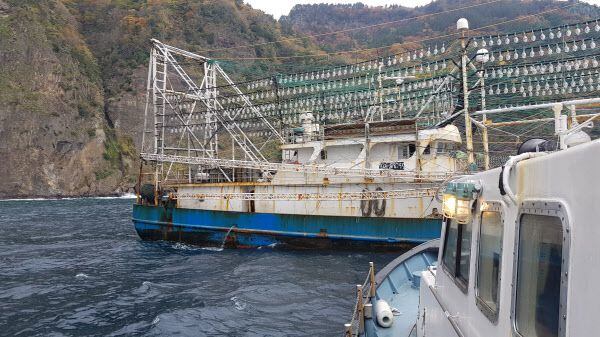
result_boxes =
[132,204,442,250]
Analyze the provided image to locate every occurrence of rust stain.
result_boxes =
[317,229,328,238]
[167,181,270,188]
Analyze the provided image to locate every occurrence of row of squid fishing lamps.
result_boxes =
[486,74,600,98]
[240,19,600,91]
[237,73,454,112]
[167,77,452,124]
[245,43,451,90]
[164,90,453,134]
[477,38,597,66]
[170,54,597,126]
[236,61,450,101]
[230,37,598,104]
[485,57,599,79]
[472,20,600,49]
[225,86,453,118]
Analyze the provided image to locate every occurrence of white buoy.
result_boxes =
[375,299,394,328]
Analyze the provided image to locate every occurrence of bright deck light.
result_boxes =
[442,181,480,223]
[442,194,457,218]
[455,198,472,224]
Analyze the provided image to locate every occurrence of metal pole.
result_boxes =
[378,63,384,122]
[369,262,376,298]
[479,66,490,170]
[136,161,143,204]
[357,284,365,334]
[365,123,370,169]
[461,30,475,166]
[415,123,421,177]
[152,47,160,206]
[569,104,578,127]
[344,323,352,337]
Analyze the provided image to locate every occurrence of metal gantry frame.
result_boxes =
[142,39,285,191]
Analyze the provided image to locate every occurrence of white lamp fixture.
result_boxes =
[457,18,469,31]
[475,48,490,63]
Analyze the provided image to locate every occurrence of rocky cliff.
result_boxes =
[0,0,130,197]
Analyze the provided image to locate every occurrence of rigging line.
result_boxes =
[200,0,505,53]
[215,2,578,61]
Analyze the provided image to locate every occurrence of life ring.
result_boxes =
[372,187,387,217]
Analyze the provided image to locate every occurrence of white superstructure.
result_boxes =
[416,132,600,337]
[176,121,461,218]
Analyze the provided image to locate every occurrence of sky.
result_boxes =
[246,0,600,19]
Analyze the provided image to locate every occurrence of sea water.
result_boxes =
[0,198,397,336]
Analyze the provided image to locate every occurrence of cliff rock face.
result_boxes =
[0,0,323,197]
[0,0,128,197]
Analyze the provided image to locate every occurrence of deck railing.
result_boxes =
[344,262,376,337]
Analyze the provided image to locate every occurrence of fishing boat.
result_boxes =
[133,108,461,249]
[132,15,600,250]
[131,31,471,249]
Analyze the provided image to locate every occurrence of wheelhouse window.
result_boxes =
[282,150,298,163]
[398,143,416,159]
[476,210,503,320]
[515,214,564,337]
[436,142,455,154]
[442,216,472,290]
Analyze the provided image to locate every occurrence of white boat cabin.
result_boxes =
[280,113,462,174]
[417,138,600,337]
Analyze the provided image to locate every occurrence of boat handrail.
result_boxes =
[375,239,439,285]
[501,152,547,204]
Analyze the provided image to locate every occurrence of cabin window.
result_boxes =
[398,144,416,159]
[320,149,327,160]
[282,150,298,162]
[476,209,503,321]
[436,142,454,154]
[515,214,563,337]
[442,216,472,291]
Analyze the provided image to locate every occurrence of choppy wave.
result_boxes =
[0,197,397,336]
[0,193,136,202]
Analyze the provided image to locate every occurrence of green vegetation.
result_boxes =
[94,168,113,180]
[102,132,136,168]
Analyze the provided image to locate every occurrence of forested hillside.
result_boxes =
[281,0,600,54]
[0,0,325,197]
[0,0,598,197]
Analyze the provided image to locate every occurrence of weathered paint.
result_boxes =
[132,203,442,250]
[177,182,441,218]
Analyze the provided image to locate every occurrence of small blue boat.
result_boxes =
[343,240,438,336]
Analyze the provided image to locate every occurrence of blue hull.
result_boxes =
[132,204,442,250]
